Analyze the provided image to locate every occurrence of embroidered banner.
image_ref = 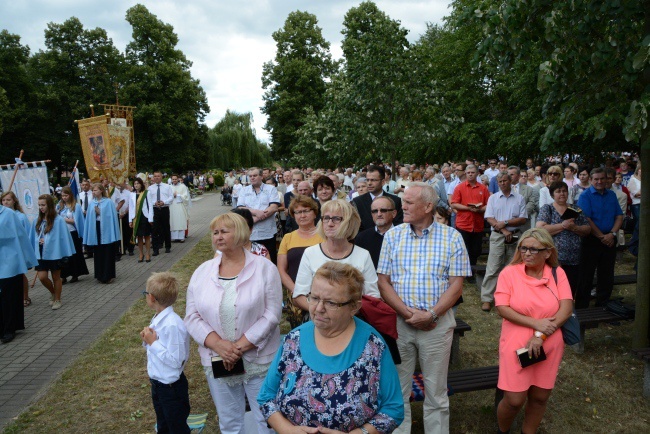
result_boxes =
[0,162,50,223]
[78,115,112,183]
[107,124,131,183]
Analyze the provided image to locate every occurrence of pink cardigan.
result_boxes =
[184,249,283,367]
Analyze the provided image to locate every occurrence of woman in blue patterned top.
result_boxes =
[536,181,591,296]
[258,262,403,434]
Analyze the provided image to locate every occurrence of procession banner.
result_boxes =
[0,162,49,223]
[78,115,112,183]
[107,124,131,183]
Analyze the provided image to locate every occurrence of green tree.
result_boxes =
[27,18,123,180]
[208,110,271,170]
[310,1,447,169]
[464,0,650,345]
[122,4,210,172]
[0,31,35,164]
[261,10,335,163]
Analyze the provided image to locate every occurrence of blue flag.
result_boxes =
[68,167,80,197]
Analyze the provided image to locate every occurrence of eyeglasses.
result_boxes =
[307,294,354,310]
[371,208,395,214]
[142,291,153,298]
[322,216,344,223]
[293,209,313,215]
[518,246,548,255]
[548,172,561,176]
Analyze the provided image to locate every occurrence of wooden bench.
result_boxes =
[592,274,637,287]
[412,366,502,408]
[574,306,634,353]
[450,318,471,367]
[632,348,650,397]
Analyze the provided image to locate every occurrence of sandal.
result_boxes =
[23,298,31,307]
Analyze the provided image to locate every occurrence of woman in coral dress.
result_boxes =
[495,228,573,434]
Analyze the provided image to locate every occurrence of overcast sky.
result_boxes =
[0,1,451,142]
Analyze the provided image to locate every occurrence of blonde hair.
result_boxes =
[209,213,250,248]
[510,228,559,267]
[312,261,363,303]
[146,272,179,307]
[317,199,361,241]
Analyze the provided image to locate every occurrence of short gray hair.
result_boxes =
[408,182,438,207]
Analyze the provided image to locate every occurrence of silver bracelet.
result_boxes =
[359,427,369,434]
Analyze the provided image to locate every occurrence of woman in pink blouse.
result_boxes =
[184,213,282,434]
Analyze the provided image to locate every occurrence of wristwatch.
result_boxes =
[534,331,547,341]
[504,220,509,227]
[611,232,617,237]
[428,308,439,324]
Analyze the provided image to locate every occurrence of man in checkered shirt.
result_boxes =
[378,182,471,434]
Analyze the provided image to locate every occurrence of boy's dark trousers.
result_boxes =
[150,372,191,434]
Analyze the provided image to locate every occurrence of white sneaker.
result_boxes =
[49,294,55,306]
[590,289,597,297]
[52,300,62,310]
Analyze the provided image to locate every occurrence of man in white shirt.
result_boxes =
[110,182,127,260]
[237,167,280,262]
[480,172,528,311]
[78,179,94,257]
[148,171,174,255]
[483,159,500,181]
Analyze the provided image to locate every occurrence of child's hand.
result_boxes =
[140,327,157,345]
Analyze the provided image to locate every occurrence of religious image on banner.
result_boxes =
[0,162,50,224]
[107,124,131,183]
[78,115,112,182]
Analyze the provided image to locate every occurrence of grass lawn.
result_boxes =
[3,235,649,433]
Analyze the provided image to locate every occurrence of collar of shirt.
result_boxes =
[375,224,394,234]
[409,221,436,239]
[150,305,174,329]
[369,191,384,200]
[496,190,515,198]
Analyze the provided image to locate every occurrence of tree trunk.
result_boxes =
[632,2,650,349]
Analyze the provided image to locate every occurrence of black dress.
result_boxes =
[134,193,152,237]
[94,221,116,283]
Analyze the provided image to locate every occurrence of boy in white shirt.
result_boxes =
[140,272,191,434]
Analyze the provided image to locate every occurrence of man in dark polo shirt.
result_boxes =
[354,196,397,269]
[576,167,624,308]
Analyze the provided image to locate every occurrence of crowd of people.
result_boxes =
[2,153,641,433]
[0,170,191,343]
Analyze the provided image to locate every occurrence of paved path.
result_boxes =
[0,192,228,430]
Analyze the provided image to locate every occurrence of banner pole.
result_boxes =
[7,149,25,191]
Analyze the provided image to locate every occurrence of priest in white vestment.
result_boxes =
[170,175,190,242]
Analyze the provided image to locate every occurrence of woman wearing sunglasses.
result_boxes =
[538,165,564,209]
[494,228,573,434]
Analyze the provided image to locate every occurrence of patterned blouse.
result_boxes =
[258,318,403,433]
[537,204,588,265]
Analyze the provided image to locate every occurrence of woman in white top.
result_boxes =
[128,177,153,262]
[292,199,380,313]
[231,178,242,208]
[58,186,89,283]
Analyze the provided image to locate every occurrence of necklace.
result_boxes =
[322,241,352,259]
[297,226,317,237]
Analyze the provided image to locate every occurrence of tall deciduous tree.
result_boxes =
[208,110,271,170]
[465,0,650,346]
[122,4,210,172]
[27,18,122,179]
[0,31,35,164]
[261,10,335,163]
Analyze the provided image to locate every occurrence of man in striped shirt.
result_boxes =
[378,182,471,434]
